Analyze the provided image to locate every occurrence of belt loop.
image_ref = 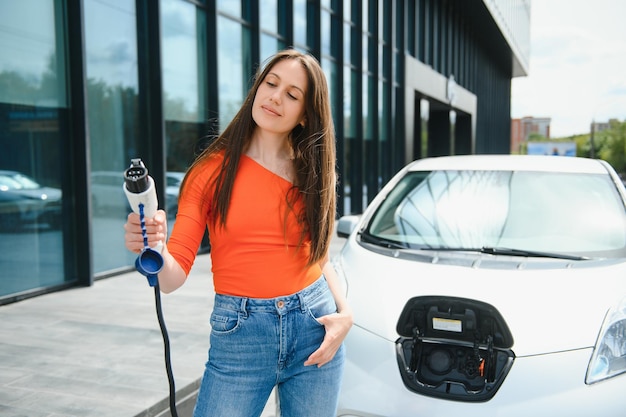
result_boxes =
[240,298,249,318]
[297,291,307,313]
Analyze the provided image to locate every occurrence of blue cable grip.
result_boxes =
[134,203,164,287]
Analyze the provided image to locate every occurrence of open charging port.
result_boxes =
[395,296,515,402]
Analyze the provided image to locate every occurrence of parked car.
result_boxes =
[91,171,129,215]
[91,170,183,218]
[0,170,62,231]
[165,171,185,219]
[334,155,626,416]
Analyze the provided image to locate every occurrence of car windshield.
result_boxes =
[365,170,626,257]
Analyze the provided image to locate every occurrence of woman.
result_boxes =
[124,49,353,417]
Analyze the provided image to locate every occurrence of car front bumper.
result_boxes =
[337,324,626,417]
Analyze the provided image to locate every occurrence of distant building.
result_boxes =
[511,116,552,153]
[591,119,618,133]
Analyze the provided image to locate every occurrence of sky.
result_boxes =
[511,0,626,138]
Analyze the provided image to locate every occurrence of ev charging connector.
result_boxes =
[124,158,164,286]
[123,158,178,417]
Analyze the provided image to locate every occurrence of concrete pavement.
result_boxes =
[0,234,346,417]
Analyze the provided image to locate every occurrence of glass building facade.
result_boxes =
[0,0,530,304]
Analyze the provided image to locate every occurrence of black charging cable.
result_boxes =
[133,203,179,417]
[153,283,179,417]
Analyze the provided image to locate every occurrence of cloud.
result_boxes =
[512,0,626,137]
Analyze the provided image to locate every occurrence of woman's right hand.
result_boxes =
[124,209,168,254]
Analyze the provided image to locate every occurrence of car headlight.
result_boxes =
[586,296,626,384]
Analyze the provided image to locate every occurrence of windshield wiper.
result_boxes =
[428,246,589,261]
[359,232,407,249]
[480,246,590,260]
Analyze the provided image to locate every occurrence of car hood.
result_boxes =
[339,239,626,357]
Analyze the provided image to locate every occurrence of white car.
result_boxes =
[0,170,62,230]
[91,171,184,218]
[165,171,185,219]
[334,155,626,417]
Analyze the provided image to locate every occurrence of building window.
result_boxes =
[161,0,206,126]
[260,0,278,34]
[217,15,245,129]
[0,0,68,297]
[261,33,280,63]
[293,0,306,48]
[217,0,241,18]
[160,0,208,183]
[84,0,138,273]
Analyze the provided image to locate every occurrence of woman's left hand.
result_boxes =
[304,309,353,367]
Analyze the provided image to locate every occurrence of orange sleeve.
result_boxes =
[166,157,218,275]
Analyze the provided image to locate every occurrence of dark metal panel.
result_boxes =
[204,0,219,132]
[334,0,346,216]
[455,113,472,155]
[308,0,321,58]
[136,0,166,209]
[393,0,406,174]
[279,0,293,47]
[428,108,450,157]
[244,0,260,69]
[65,0,93,287]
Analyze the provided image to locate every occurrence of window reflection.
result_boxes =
[293,0,306,47]
[394,171,511,248]
[343,22,350,63]
[369,171,626,254]
[161,0,208,229]
[259,0,277,34]
[84,0,138,273]
[321,58,336,115]
[161,0,204,123]
[321,10,330,56]
[260,34,279,64]
[217,0,241,17]
[0,0,66,297]
[0,0,66,107]
[217,15,244,129]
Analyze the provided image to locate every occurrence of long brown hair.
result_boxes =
[181,49,336,265]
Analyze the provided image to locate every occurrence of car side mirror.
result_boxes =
[336,215,361,238]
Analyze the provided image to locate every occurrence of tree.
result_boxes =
[598,120,626,174]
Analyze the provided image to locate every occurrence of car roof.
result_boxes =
[167,172,186,178]
[406,155,609,174]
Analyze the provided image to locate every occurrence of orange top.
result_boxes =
[167,153,322,298]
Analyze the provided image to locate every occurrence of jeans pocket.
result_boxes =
[306,289,338,326]
[210,306,242,335]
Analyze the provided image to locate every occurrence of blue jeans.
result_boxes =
[193,275,345,417]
